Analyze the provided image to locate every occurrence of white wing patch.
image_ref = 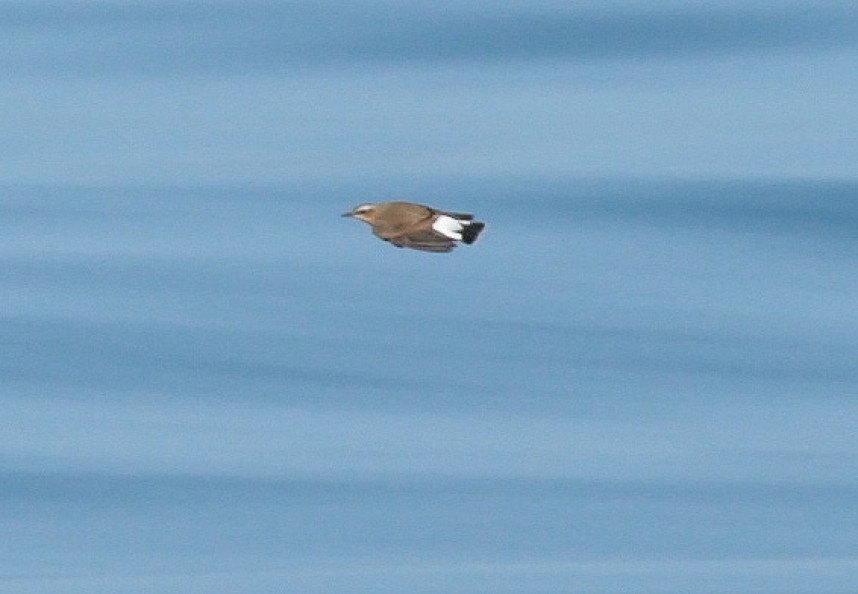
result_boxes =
[432,215,467,240]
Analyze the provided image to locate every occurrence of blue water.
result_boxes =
[2,2,857,593]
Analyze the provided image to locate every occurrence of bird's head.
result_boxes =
[341,203,377,223]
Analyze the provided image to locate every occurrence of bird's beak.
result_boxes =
[341,211,354,217]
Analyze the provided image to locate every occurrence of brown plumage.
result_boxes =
[342,201,486,253]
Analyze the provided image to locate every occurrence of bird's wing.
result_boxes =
[439,210,473,220]
[389,228,456,252]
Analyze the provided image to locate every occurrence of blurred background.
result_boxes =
[1,1,857,592]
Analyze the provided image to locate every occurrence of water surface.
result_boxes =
[2,2,857,592]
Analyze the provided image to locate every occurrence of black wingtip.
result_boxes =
[461,222,485,245]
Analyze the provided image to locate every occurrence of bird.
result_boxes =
[342,201,485,253]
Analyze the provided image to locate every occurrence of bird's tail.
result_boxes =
[461,221,485,244]
[433,214,486,245]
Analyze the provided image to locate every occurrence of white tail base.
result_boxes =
[432,215,469,240]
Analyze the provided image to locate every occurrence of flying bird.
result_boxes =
[342,201,485,253]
